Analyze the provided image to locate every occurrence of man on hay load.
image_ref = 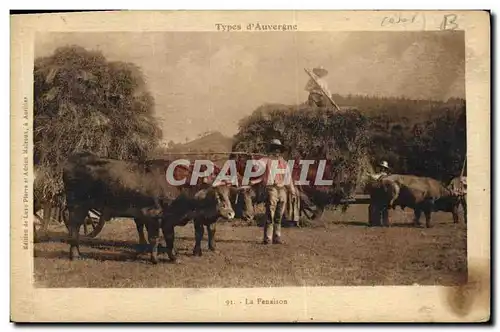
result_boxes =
[304,66,340,111]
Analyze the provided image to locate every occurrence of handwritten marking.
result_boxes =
[381,13,418,27]
[440,14,458,30]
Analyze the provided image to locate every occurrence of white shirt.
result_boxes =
[304,74,332,96]
[370,172,387,181]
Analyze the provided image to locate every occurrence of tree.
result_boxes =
[34,45,163,202]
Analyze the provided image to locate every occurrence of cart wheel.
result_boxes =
[62,208,105,238]
[33,206,52,242]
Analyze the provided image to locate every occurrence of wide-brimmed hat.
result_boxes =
[312,66,329,77]
[269,138,286,151]
[378,160,390,169]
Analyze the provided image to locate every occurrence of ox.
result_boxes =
[62,152,237,264]
[367,174,466,228]
[135,159,241,257]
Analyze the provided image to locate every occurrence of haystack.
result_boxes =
[34,45,162,205]
[232,103,371,206]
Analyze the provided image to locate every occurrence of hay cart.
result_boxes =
[34,204,105,239]
[62,208,105,238]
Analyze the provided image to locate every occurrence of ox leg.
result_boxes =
[146,219,160,264]
[381,207,390,227]
[413,209,422,228]
[193,219,204,257]
[424,209,433,228]
[68,206,88,260]
[207,222,217,251]
[134,218,148,253]
[452,204,459,224]
[162,222,177,262]
[242,190,255,222]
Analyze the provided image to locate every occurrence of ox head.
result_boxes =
[211,183,236,220]
[433,178,465,213]
[194,177,251,222]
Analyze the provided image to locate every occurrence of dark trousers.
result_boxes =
[368,204,389,226]
[308,92,329,107]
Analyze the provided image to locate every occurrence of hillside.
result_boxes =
[168,131,233,153]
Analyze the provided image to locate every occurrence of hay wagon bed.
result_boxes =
[341,194,371,205]
[34,205,105,239]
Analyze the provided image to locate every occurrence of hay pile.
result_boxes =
[232,103,372,204]
[34,45,163,204]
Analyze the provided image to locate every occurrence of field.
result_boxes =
[33,204,467,288]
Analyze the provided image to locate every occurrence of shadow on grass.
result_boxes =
[34,230,252,262]
[33,245,185,264]
[175,236,256,244]
[331,221,370,227]
[34,231,69,243]
[35,230,146,250]
[387,222,421,228]
[33,248,146,263]
[330,220,425,229]
[250,213,302,228]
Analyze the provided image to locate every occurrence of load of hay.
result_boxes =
[232,103,372,209]
[34,45,163,206]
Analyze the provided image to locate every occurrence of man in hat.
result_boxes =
[305,66,333,107]
[370,160,390,181]
[253,139,296,244]
[367,160,391,226]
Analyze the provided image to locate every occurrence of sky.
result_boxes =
[35,31,465,143]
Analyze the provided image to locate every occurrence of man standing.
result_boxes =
[305,66,333,108]
[447,175,467,224]
[253,139,296,244]
[367,160,391,226]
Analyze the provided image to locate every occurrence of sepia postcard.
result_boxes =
[10,10,490,322]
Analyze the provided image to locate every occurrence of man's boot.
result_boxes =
[263,223,273,244]
[272,223,283,244]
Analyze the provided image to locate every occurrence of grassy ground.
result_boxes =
[33,204,467,288]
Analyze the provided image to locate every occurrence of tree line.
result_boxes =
[361,96,466,182]
[233,96,466,184]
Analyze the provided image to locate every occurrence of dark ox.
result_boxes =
[289,158,359,218]
[367,174,466,228]
[137,159,243,257]
[62,152,238,264]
